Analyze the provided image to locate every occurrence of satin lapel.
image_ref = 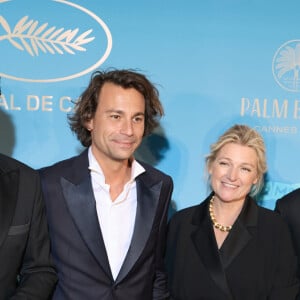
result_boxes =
[219,224,252,270]
[191,198,234,300]
[220,197,256,269]
[61,175,112,278]
[0,169,19,248]
[116,176,161,283]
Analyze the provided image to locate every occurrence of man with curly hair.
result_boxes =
[40,69,173,299]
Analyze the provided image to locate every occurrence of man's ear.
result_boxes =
[85,119,93,131]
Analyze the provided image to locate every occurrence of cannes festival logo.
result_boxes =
[0,16,95,56]
[272,40,300,92]
[0,0,112,82]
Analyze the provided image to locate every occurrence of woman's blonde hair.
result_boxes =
[205,124,267,196]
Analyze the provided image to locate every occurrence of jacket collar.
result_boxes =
[219,195,258,269]
[60,151,163,283]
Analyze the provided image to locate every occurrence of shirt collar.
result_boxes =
[88,146,145,182]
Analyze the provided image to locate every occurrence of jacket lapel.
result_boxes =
[191,196,234,300]
[191,195,258,299]
[0,167,19,248]
[60,151,112,278]
[219,196,257,269]
[116,171,161,283]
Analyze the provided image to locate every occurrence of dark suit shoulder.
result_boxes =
[276,188,300,208]
[0,153,36,175]
[257,204,279,218]
[39,150,88,179]
[257,205,293,235]
[168,204,200,228]
[169,196,210,227]
[138,160,172,180]
[275,188,300,230]
[40,152,83,171]
[137,162,173,194]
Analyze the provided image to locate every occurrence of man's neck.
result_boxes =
[96,157,133,201]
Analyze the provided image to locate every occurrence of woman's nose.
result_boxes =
[227,166,238,181]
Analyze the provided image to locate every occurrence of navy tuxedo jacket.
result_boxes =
[0,154,57,299]
[276,188,300,299]
[166,195,299,300]
[40,149,173,300]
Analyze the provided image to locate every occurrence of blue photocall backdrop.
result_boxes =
[1,0,300,212]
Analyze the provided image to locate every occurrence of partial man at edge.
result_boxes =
[0,153,57,299]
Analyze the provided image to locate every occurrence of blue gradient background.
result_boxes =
[1,0,300,211]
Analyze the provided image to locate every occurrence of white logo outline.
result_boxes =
[0,0,113,83]
[272,39,300,93]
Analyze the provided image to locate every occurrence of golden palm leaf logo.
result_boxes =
[0,15,95,56]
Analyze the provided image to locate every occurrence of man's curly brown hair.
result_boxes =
[68,69,164,147]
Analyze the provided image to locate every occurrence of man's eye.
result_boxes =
[133,116,144,123]
[111,115,120,119]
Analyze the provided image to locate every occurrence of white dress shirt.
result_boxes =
[88,147,145,280]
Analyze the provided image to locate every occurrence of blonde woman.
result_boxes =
[166,124,298,300]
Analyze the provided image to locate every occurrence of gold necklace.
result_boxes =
[209,196,232,232]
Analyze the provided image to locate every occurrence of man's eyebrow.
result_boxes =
[104,109,145,116]
[105,109,123,113]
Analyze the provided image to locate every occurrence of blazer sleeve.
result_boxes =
[268,218,299,300]
[153,175,173,300]
[275,196,300,299]
[11,171,57,299]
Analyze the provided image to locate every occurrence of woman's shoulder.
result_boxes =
[257,204,290,231]
[168,199,208,226]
